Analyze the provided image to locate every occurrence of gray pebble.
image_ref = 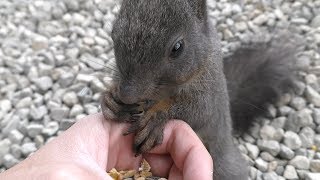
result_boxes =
[15,97,32,109]
[255,158,268,172]
[271,117,287,129]
[10,144,22,159]
[260,125,276,140]
[8,130,24,144]
[3,154,19,169]
[62,91,79,107]
[283,165,298,180]
[0,139,11,158]
[27,124,44,138]
[262,172,278,180]
[21,142,37,156]
[311,15,320,28]
[305,86,320,107]
[245,143,260,159]
[310,160,320,172]
[260,152,275,162]
[290,97,306,110]
[0,99,12,113]
[50,107,70,121]
[42,121,59,136]
[30,105,48,121]
[84,104,98,114]
[299,127,315,148]
[69,104,84,117]
[305,173,320,180]
[59,119,76,131]
[289,156,310,170]
[312,108,320,125]
[58,72,75,88]
[284,131,302,150]
[279,144,295,160]
[257,140,280,156]
[34,76,53,92]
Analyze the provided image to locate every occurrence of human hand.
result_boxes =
[0,113,213,180]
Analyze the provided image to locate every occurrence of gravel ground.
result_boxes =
[0,0,320,179]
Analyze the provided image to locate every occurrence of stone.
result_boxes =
[34,135,45,148]
[245,143,259,159]
[260,152,275,162]
[32,35,49,51]
[306,173,320,180]
[283,165,298,179]
[10,144,22,159]
[271,117,287,129]
[8,130,24,144]
[286,109,313,132]
[3,154,19,169]
[313,108,320,125]
[62,91,79,107]
[284,131,302,150]
[260,125,276,140]
[276,166,285,176]
[21,143,37,156]
[0,139,11,157]
[2,115,21,136]
[311,15,320,28]
[84,104,98,114]
[290,97,306,110]
[279,144,295,160]
[59,119,76,131]
[29,105,48,121]
[306,86,320,107]
[262,172,278,180]
[257,140,280,156]
[42,121,59,136]
[253,14,268,25]
[255,158,268,172]
[27,124,44,138]
[0,99,12,113]
[64,0,79,11]
[69,104,84,117]
[34,76,53,92]
[50,107,70,121]
[305,74,318,85]
[310,160,320,172]
[314,135,320,147]
[250,167,258,179]
[289,156,310,170]
[15,97,32,109]
[279,106,293,116]
[299,127,315,148]
[58,72,75,88]
[81,54,105,70]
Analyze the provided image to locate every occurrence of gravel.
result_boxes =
[0,0,320,179]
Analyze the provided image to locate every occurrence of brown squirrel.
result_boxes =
[101,0,296,179]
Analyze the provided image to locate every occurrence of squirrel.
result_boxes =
[101,0,296,179]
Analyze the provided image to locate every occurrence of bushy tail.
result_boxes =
[224,37,298,134]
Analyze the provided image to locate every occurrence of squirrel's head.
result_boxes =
[111,0,212,104]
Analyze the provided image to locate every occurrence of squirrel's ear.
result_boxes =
[188,0,207,21]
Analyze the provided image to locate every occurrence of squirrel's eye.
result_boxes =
[170,40,184,58]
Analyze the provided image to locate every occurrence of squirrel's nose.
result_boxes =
[118,84,139,104]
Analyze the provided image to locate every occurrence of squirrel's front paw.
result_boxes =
[124,111,168,155]
[101,90,143,122]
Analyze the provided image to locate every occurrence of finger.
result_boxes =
[168,164,183,180]
[143,154,173,177]
[149,120,213,180]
